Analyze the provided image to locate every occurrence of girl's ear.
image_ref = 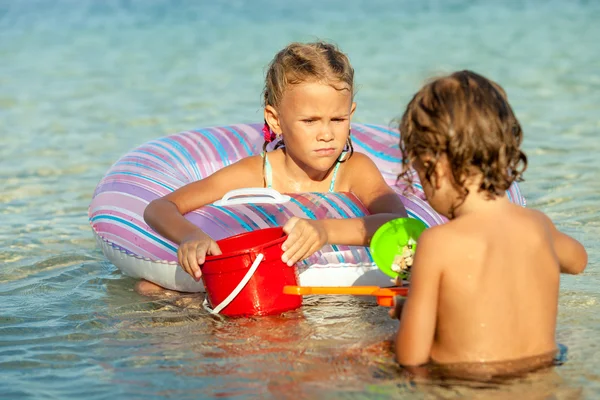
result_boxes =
[264,105,282,134]
[350,102,357,119]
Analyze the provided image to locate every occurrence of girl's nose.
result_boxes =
[317,123,334,141]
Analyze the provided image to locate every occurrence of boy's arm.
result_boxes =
[550,225,587,275]
[395,228,443,366]
[537,211,587,274]
[553,230,587,274]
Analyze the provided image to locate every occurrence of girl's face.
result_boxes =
[266,81,356,177]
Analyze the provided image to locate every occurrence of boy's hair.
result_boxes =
[399,70,527,201]
[262,41,355,157]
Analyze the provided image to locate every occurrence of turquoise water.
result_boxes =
[1,0,599,398]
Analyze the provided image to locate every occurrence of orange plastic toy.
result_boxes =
[282,285,409,307]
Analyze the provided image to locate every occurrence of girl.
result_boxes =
[141,41,408,294]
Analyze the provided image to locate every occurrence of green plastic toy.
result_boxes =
[370,217,428,279]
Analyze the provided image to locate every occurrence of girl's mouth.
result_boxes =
[314,148,336,156]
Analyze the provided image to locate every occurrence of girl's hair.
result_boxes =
[399,70,527,213]
[261,41,355,158]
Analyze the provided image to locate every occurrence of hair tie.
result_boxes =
[262,123,276,143]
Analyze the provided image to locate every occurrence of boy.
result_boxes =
[391,70,587,379]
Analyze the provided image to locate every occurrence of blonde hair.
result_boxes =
[263,41,355,109]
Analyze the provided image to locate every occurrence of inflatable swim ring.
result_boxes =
[88,123,526,292]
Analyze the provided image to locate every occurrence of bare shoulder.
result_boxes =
[424,221,463,245]
[341,152,386,186]
[413,224,456,268]
[164,154,264,211]
[345,151,380,169]
[505,205,558,238]
[230,153,263,169]
[212,154,263,178]
[527,208,556,229]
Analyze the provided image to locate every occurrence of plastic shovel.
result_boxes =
[282,285,409,307]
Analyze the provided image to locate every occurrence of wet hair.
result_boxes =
[398,70,527,215]
[261,41,355,160]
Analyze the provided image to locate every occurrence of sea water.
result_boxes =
[1,0,599,398]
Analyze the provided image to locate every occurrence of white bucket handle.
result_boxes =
[204,253,264,315]
[213,188,291,206]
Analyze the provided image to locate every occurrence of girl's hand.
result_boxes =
[281,217,328,266]
[177,232,222,281]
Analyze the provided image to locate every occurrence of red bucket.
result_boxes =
[201,227,302,317]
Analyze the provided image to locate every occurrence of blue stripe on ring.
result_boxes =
[289,197,316,219]
[328,244,345,263]
[195,129,233,167]
[132,149,178,171]
[150,141,194,179]
[351,129,399,162]
[210,206,255,231]
[312,192,348,217]
[157,137,201,179]
[224,126,254,156]
[361,123,400,138]
[105,171,174,191]
[311,194,360,264]
[115,161,178,182]
[331,193,366,217]
[198,208,253,234]
[250,205,279,226]
[91,214,177,252]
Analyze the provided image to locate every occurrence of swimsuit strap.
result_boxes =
[262,152,273,189]
[328,159,342,192]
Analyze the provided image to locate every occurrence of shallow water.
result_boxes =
[1,0,599,398]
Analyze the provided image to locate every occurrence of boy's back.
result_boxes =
[432,200,559,364]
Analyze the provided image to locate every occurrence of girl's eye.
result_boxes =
[303,119,315,124]
[332,118,346,123]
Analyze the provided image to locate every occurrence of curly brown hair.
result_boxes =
[399,70,527,205]
[261,41,355,158]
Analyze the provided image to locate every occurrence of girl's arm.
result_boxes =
[325,152,408,246]
[394,228,443,366]
[144,156,262,243]
[144,156,262,278]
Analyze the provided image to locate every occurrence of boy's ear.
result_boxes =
[433,155,450,190]
[264,105,282,134]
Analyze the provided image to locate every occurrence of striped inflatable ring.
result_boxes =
[89,123,526,292]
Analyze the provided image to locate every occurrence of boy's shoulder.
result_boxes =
[413,223,457,263]
[420,220,461,244]
[421,204,557,262]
